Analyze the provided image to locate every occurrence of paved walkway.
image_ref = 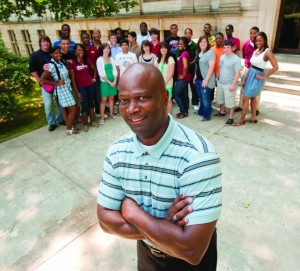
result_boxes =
[1,90,299,271]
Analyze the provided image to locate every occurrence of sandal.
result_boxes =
[110,114,117,119]
[66,128,80,135]
[232,120,245,127]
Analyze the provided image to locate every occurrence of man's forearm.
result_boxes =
[122,199,216,265]
[97,205,144,240]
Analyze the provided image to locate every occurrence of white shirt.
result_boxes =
[115,52,138,77]
[136,32,152,46]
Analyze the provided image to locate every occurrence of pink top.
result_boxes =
[68,59,93,88]
[177,50,191,82]
[242,39,255,68]
[225,36,241,52]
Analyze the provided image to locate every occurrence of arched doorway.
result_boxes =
[275,0,300,54]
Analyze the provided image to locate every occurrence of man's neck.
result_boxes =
[61,50,68,55]
[205,33,212,38]
[141,32,148,37]
[152,39,159,45]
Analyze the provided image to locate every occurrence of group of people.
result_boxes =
[29,22,278,135]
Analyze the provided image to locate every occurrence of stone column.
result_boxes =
[194,0,211,13]
[181,0,194,13]
[257,0,281,48]
[218,0,241,12]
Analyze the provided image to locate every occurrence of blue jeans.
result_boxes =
[79,84,95,113]
[41,87,63,125]
[174,80,189,114]
[196,80,212,120]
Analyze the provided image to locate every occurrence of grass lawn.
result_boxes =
[0,86,46,143]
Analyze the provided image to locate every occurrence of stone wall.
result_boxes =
[0,0,281,56]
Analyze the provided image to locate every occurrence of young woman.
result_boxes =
[155,42,175,113]
[96,43,118,125]
[41,46,79,135]
[139,40,157,64]
[233,32,278,126]
[193,36,216,121]
[69,43,99,132]
[173,36,191,119]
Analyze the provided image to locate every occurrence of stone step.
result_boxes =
[274,53,300,63]
[266,74,300,86]
[263,81,300,96]
[265,62,300,77]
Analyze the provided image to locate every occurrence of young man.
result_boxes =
[211,32,225,101]
[164,24,180,57]
[29,35,63,131]
[224,24,240,54]
[109,32,122,60]
[235,26,260,114]
[204,23,216,47]
[81,32,100,116]
[128,31,142,59]
[90,28,102,49]
[53,24,76,54]
[114,27,124,45]
[149,28,161,57]
[215,40,241,125]
[115,39,138,79]
[136,22,152,46]
[184,28,199,110]
[59,37,74,65]
[97,63,222,271]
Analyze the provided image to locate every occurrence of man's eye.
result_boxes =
[119,99,128,105]
[138,96,149,101]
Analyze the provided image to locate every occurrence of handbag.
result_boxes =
[41,78,55,93]
[41,61,61,93]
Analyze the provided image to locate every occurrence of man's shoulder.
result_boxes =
[53,38,60,45]
[107,132,134,153]
[173,121,216,155]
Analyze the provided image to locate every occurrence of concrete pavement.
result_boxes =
[0,90,299,271]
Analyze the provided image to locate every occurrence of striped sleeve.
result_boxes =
[179,152,222,225]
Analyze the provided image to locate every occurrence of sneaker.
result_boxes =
[201,118,209,121]
[95,113,101,118]
[101,114,108,119]
[225,119,234,125]
[234,107,242,112]
[193,105,199,111]
[90,121,99,128]
[256,110,260,116]
[83,125,89,132]
[214,112,226,116]
[99,119,105,125]
[49,124,57,131]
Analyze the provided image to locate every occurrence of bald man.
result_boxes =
[97,63,222,271]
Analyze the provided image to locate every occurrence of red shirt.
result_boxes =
[68,59,93,88]
[150,40,161,57]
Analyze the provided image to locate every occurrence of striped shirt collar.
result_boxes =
[132,114,175,159]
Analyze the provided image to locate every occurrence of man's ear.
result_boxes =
[163,89,169,103]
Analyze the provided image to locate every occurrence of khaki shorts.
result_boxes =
[216,82,237,108]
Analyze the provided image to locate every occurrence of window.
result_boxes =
[7,30,20,56]
[79,30,93,37]
[21,30,34,55]
[37,30,46,37]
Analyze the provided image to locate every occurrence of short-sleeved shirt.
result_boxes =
[115,52,138,77]
[110,45,122,60]
[29,49,51,77]
[177,50,191,82]
[68,59,93,88]
[97,115,222,226]
[136,32,152,46]
[219,53,241,84]
[242,39,255,68]
[155,56,175,89]
[129,43,142,59]
[211,46,224,76]
[164,36,180,57]
[61,52,74,66]
[150,41,161,57]
[224,36,241,52]
[53,38,77,54]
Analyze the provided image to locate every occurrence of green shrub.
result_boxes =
[0,35,36,121]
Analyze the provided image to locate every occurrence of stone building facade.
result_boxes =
[0,0,287,56]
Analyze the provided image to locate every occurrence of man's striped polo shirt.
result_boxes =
[97,115,222,225]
